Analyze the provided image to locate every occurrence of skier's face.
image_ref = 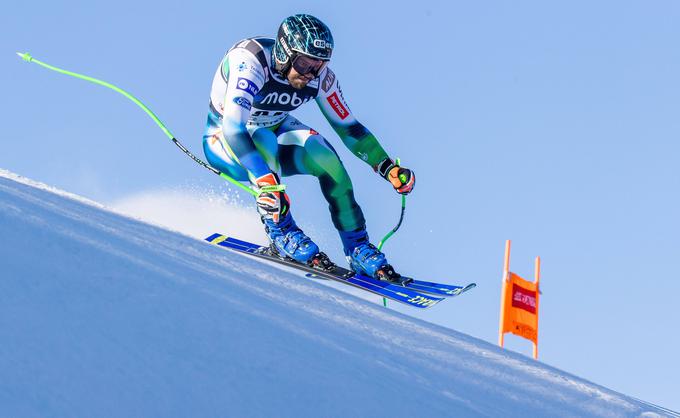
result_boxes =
[287,66,315,90]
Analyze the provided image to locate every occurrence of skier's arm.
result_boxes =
[315,68,389,171]
[220,52,270,183]
[315,68,415,194]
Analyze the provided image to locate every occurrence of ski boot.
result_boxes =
[340,228,412,285]
[263,212,322,265]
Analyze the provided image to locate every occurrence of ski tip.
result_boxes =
[205,233,230,245]
[205,232,223,241]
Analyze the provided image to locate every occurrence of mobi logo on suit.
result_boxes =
[260,91,313,107]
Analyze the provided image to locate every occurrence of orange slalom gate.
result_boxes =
[498,240,541,359]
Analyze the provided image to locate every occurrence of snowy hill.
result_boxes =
[0,169,676,418]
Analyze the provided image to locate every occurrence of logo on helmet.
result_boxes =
[279,37,292,57]
[313,39,330,49]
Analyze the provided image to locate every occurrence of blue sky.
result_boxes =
[3,0,679,410]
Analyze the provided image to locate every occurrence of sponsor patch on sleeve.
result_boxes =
[321,68,336,92]
[237,61,265,83]
[232,96,252,111]
[327,91,349,120]
[236,77,260,96]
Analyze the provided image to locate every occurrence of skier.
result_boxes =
[202,14,415,281]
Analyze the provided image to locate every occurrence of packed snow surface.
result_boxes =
[0,170,676,418]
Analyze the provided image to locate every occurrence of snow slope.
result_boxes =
[0,169,676,418]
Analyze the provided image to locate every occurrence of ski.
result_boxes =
[205,233,475,307]
[207,234,475,298]
[205,233,444,309]
[303,268,475,297]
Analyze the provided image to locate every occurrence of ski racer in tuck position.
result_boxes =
[203,14,415,282]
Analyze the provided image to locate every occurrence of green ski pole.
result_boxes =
[377,158,409,307]
[15,52,284,197]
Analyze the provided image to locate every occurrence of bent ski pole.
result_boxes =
[378,158,408,251]
[377,194,406,252]
[377,158,409,308]
[15,52,283,198]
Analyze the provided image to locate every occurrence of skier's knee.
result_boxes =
[305,137,346,177]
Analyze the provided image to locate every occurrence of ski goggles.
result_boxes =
[291,54,328,76]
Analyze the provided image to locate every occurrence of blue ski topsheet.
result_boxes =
[205,234,445,309]
[210,235,475,298]
[406,281,477,296]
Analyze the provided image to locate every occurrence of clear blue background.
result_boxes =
[3,0,679,410]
